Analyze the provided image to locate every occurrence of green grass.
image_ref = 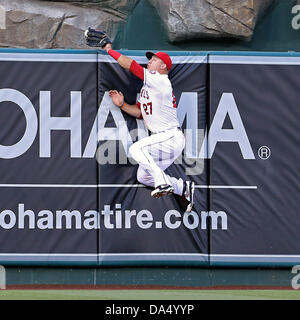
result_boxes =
[0,289,300,300]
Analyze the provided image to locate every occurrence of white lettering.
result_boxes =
[188,305,194,314]
[183,211,199,229]
[0,88,37,158]
[0,5,6,30]
[56,210,81,229]
[0,209,16,229]
[0,265,6,290]
[102,205,114,229]
[164,210,181,229]
[201,211,228,230]
[18,203,35,229]
[292,5,300,30]
[37,210,53,229]
[136,209,153,229]
[150,305,157,315]
[124,210,137,229]
[291,265,300,289]
[105,304,139,317]
[0,90,255,160]
[201,93,255,159]
[0,204,228,231]
[83,210,99,229]
[39,91,82,157]
[115,204,122,229]
[177,92,198,158]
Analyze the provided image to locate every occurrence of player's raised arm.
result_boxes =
[84,28,144,80]
[104,44,144,80]
[102,43,132,70]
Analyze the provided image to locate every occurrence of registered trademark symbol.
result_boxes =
[258,146,271,160]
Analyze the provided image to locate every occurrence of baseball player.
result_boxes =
[85,29,195,212]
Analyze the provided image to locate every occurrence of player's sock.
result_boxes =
[182,182,187,196]
[183,181,195,213]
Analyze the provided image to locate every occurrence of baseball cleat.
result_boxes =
[151,184,174,198]
[184,181,195,213]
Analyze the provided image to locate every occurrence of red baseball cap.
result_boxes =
[146,51,172,70]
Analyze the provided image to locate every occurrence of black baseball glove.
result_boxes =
[84,28,112,48]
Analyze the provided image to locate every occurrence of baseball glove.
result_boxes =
[84,28,112,48]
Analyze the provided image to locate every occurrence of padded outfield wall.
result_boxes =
[0,49,299,267]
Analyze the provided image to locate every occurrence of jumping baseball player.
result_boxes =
[85,29,195,212]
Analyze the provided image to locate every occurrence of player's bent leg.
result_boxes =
[129,130,186,200]
[167,176,184,196]
[129,137,172,190]
[149,131,185,198]
[136,166,154,187]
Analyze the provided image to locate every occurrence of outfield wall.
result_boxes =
[0,49,299,267]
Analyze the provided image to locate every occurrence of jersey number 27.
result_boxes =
[143,102,152,115]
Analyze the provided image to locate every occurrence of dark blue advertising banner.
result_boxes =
[0,50,99,265]
[0,49,300,267]
[208,53,300,266]
[97,52,209,265]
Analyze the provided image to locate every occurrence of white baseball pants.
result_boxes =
[129,128,185,195]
